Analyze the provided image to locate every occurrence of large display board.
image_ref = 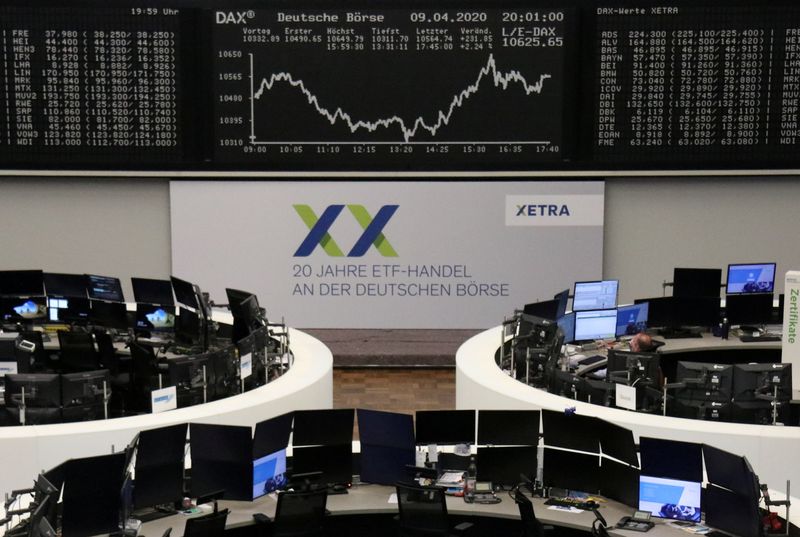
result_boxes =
[170,180,604,329]
[0,5,187,163]
[5,1,800,170]
[212,7,570,167]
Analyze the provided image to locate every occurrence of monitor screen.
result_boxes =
[573,280,619,311]
[90,300,129,330]
[4,373,61,408]
[0,270,44,297]
[476,446,538,488]
[171,276,199,310]
[86,274,124,302]
[253,413,294,459]
[291,444,352,486]
[574,309,617,341]
[704,484,761,537]
[477,410,540,446]
[293,408,355,446]
[673,296,720,327]
[635,297,673,327]
[542,409,600,453]
[616,303,648,337]
[638,475,701,522]
[1,297,47,321]
[47,297,91,323]
[175,307,202,346]
[542,449,600,493]
[727,263,776,294]
[415,409,475,445]
[357,409,415,449]
[557,312,575,344]
[135,304,176,332]
[725,293,774,326]
[673,268,721,298]
[252,449,287,499]
[733,363,792,403]
[675,362,733,403]
[639,437,702,483]
[131,277,175,306]
[522,299,559,321]
[43,273,87,298]
[702,445,756,497]
[553,289,570,319]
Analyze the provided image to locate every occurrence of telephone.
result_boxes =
[615,510,655,532]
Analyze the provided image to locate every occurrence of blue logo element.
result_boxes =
[294,204,399,257]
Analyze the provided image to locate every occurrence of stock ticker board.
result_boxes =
[212,8,571,167]
[4,1,800,170]
[0,6,184,164]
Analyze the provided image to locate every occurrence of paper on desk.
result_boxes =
[388,493,398,504]
[547,505,583,514]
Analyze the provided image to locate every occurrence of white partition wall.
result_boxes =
[0,328,332,498]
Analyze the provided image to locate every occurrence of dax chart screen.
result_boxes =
[212,7,573,167]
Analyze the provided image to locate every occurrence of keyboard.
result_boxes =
[544,498,597,510]
[577,355,605,367]
[740,335,781,342]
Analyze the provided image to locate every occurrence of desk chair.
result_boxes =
[129,342,160,413]
[395,482,473,537]
[183,508,229,537]
[15,332,49,372]
[57,331,100,372]
[268,488,328,537]
[513,489,553,537]
[94,331,130,414]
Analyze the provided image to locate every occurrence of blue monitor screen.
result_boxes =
[639,475,701,522]
[574,309,617,341]
[573,280,619,311]
[726,263,776,294]
[616,303,649,337]
[557,313,575,344]
[252,449,287,499]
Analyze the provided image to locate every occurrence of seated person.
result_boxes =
[629,332,655,352]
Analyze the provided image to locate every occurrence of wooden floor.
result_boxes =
[333,368,455,415]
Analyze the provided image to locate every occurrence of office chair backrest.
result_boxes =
[514,489,545,537]
[57,331,99,372]
[16,331,47,372]
[395,482,450,537]
[183,508,228,537]
[93,331,119,373]
[130,342,159,383]
[273,489,328,537]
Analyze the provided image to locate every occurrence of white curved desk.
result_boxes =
[0,328,332,499]
[456,327,799,510]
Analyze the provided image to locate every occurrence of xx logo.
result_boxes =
[293,204,399,257]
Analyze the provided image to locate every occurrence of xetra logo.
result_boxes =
[215,11,254,24]
[294,204,398,257]
[515,203,571,217]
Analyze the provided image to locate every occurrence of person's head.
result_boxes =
[629,332,653,352]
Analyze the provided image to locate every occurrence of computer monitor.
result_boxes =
[43,272,87,298]
[553,289,570,319]
[542,448,600,493]
[61,369,110,422]
[132,277,175,306]
[207,346,237,401]
[522,299,559,321]
[189,423,253,501]
[477,410,539,446]
[0,296,47,321]
[3,373,62,424]
[86,274,125,302]
[557,312,575,344]
[702,445,756,497]
[542,409,600,453]
[360,444,415,486]
[253,413,294,459]
[573,280,618,311]
[616,303,648,337]
[606,350,660,387]
[704,483,761,537]
[672,296,720,327]
[90,300,129,330]
[674,361,733,403]
[47,297,91,323]
[135,304,176,332]
[638,475,701,522]
[733,363,792,402]
[727,263,776,295]
[635,297,673,327]
[476,446,538,488]
[293,408,355,446]
[226,288,265,343]
[175,307,203,347]
[0,270,44,297]
[171,276,200,310]
[673,268,721,298]
[358,408,415,449]
[574,309,617,341]
[168,355,209,407]
[133,423,188,512]
[414,409,476,445]
[62,452,127,537]
[600,460,639,508]
[639,437,702,482]
[595,419,638,467]
[291,444,352,487]
[253,449,288,499]
[725,293,774,326]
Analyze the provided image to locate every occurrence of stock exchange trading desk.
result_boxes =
[138,484,696,537]
[455,326,798,513]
